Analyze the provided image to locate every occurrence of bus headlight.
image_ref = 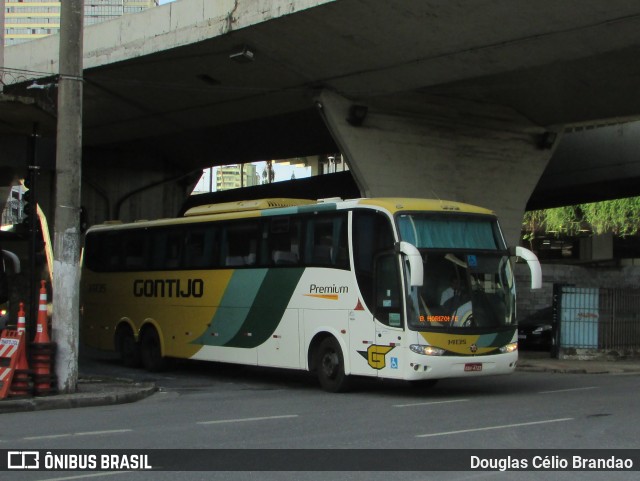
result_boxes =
[499,342,518,354]
[410,344,445,356]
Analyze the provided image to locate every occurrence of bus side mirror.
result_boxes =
[2,250,21,274]
[509,246,542,289]
[397,241,423,287]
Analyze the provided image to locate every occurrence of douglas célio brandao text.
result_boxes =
[470,454,634,471]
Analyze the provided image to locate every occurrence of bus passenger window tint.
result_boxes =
[304,214,349,269]
[224,223,259,267]
[269,217,300,265]
[185,226,218,269]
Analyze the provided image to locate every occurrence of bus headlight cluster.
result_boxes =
[410,344,445,356]
[499,342,518,354]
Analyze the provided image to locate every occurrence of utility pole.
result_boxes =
[53,0,83,393]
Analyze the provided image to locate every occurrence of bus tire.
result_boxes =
[115,326,141,368]
[316,337,350,393]
[140,327,166,372]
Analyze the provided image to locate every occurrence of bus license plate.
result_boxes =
[464,363,482,372]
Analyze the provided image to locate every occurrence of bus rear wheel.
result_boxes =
[140,327,166,372]
[316,337,350,393]
[115,326,141,368]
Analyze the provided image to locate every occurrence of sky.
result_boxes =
[158,0,175,4]
[192,162,312,194]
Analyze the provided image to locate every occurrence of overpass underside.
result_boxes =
[2,0,640,246]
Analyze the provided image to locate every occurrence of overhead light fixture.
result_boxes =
[346,104,368,127]
[229,46,255,63]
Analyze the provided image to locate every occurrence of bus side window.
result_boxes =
[304,213,349,268]
[122,230,148,271]
[151,229,183,270]
[85,233,105,271]
[185,226,218,269]
[223,222,259,267]
[269,217,300,266]
[352,210,395,313]
[103,232,122,271]
[374,253,403,327]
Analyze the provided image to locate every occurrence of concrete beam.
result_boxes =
[317,90,560,245]
[5,0,334,76]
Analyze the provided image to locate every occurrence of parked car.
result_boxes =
[517,306,556,351]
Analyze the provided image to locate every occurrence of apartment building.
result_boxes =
[2,0,157,47]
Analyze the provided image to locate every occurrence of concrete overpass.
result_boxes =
[2,0,640,244]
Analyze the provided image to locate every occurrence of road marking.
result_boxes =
[394,399,469,408]
[197,414,299,425]
[539,386,598,394]
[27,472,126,481]
[416,418,574,438]
[23,430,132,441]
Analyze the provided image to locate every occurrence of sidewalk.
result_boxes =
[1,352,639,414]
[0,376,157,414]
[517,350,640,375]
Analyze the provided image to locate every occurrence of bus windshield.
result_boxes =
[397,214,515,331]
[397,213,505,251]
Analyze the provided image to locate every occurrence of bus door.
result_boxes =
[371,252,405,379]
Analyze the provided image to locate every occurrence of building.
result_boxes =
[2,0,158,47]
[216,164,259,192]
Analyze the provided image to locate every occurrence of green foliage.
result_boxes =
[523,197,640,237]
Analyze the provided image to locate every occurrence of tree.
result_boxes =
[523,197,640,238]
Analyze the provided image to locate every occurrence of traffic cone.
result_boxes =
[17,302,26,335]
[15,328,29,371]
[33,281,50,344]
[31,280,55,395]
[10,330,33,398]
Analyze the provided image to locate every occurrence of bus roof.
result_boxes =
[356,198,495,216]
[87,197,495,233]
[183,198,315,217]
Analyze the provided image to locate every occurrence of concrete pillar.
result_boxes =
[317,90,561,246]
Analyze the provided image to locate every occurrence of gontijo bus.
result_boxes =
[80,197,541,392]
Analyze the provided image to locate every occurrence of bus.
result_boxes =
[80,197,541,392]
[0,248,21,330]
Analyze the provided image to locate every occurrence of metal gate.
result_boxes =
[555,285,640,352]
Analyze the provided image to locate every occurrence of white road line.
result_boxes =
[197,414,299,425]
[394,399,470,408]
[23,430,132,441]
[539,386,598,394]
[28,472,126,481]
[416,418,574,438]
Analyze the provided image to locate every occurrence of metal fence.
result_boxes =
[555,285,640,352]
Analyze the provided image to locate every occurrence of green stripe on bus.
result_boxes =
[226,268,305,348]
[196,269,268,346]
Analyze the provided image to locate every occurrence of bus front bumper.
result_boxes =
[404,350,518,381]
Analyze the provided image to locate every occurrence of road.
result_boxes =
[2,355,639,481]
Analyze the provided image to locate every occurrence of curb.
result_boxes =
[0,380,157,414]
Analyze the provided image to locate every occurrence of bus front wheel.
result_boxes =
[316,337,350,393]
[140,327,166,372]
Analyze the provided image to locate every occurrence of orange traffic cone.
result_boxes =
[17,302,26,335]
[31,280,55,395]
[33,281,50,344]
[10,329,33,398]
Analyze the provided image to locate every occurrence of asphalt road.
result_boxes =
[2,357,639,481]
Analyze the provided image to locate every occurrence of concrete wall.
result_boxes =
[81,150,196,225]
